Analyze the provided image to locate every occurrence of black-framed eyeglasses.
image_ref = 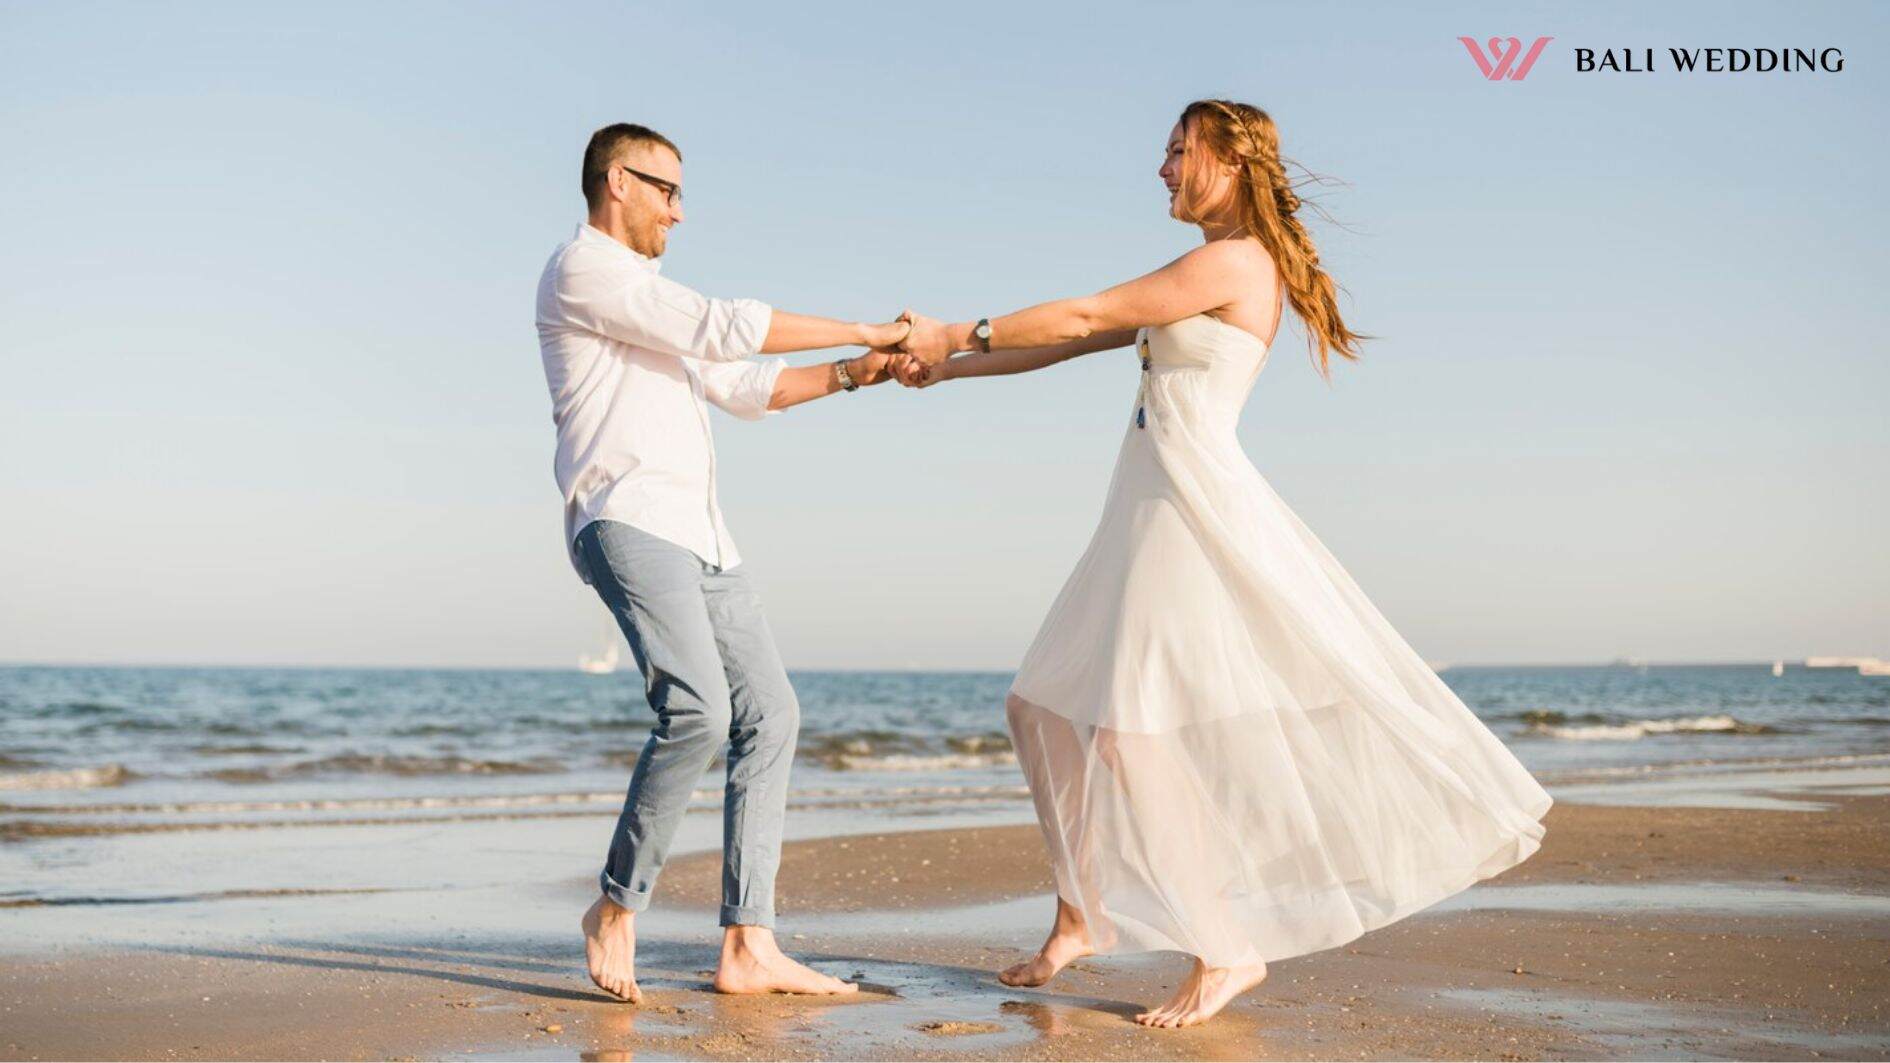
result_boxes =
[618,165,682,207]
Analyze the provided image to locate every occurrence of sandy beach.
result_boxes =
[5,769,1888,1061]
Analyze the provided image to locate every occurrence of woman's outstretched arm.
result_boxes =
[914,329,1138,386]
[900,241,1256,364]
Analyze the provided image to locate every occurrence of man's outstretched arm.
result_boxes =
[765,350,897,410]
[550,249,906,362]
[760,311,908,355]
[696,350,900,419]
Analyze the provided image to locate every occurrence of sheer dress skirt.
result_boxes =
[1006,368,1551,968]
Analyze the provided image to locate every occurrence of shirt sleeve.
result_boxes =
[555,250,773,363]
[695,358,785,421]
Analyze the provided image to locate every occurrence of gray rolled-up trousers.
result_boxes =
[574,518,799,928]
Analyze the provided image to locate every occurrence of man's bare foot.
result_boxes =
[712,925,858,996]
[998,896,1094,987]
[1133,956,1268,1028]
[581,894,643,1003]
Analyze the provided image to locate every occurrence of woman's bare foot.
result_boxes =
[998,896,1094,987]
[1133,956,1268,1028]
[712,925,858,996]
[581,894,643,1003]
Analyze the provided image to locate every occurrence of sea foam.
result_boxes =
[1529,714,1773,741]
[0,764,134,791]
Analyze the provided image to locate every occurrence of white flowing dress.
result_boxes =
[1006,304,1552,968]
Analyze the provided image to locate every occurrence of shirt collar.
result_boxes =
[575,222,661,273]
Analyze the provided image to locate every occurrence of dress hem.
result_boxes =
[1076,793,1554,967]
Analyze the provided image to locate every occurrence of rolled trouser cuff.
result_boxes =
[600,870,654,913]
[719,903,773,928]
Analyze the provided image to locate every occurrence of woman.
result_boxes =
[895,100,1552,1029]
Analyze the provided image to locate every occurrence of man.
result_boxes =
[536,122,910,1002]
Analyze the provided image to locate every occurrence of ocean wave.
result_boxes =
[41,700,127,717]
[0,782,1037,839]
[195,753,564,781]
[1509,709,1611,726]
[1526,714,1776,741]
[800,730,1014,770]
[944,733,1014,754]
[826,751,1019,772]
[2,790,624,817]
[0,764,136,791]
[388,723,480,738]
[203,768,276,783]
[515,714,645,732]
[73,719,338,739]
[800,729,913,756]
[74,717,178,734]
[2,782,1034,821]
[1535,750,1890,784]
[190,743,300,756]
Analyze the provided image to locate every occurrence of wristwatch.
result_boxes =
[973,318,993,353]
[833,357,859,392]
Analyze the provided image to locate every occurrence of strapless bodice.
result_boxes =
[1140,313,1271,371]
[1131,313,1272,431]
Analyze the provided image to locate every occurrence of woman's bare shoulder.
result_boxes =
[1180,237,1277,281]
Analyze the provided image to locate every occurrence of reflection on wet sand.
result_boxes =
[578,1005,635,1061]
[6,790,1890,1060]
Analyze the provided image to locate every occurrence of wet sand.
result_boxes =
[5,793,1889,1060]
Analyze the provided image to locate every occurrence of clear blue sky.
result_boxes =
[2,1,1884,669]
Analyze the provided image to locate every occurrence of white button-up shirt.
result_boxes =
[536,223,782,580]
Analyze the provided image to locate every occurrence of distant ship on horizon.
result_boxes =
[1806,656,1890,676]
[577,618,621,676]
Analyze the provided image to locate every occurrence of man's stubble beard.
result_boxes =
[638,215,667,258]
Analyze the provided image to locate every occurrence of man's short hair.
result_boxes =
[581,123,682,210]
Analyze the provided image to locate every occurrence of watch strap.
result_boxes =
[834,357,858,391]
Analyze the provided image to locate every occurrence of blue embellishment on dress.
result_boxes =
[1136,332,1151,429]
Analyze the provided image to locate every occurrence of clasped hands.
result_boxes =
[849,311,956,390]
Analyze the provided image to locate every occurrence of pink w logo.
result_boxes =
[1459,36,1554,81]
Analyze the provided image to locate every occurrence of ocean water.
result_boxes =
[2,663,1887,838]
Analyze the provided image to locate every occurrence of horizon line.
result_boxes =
[0,657,1868,673]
